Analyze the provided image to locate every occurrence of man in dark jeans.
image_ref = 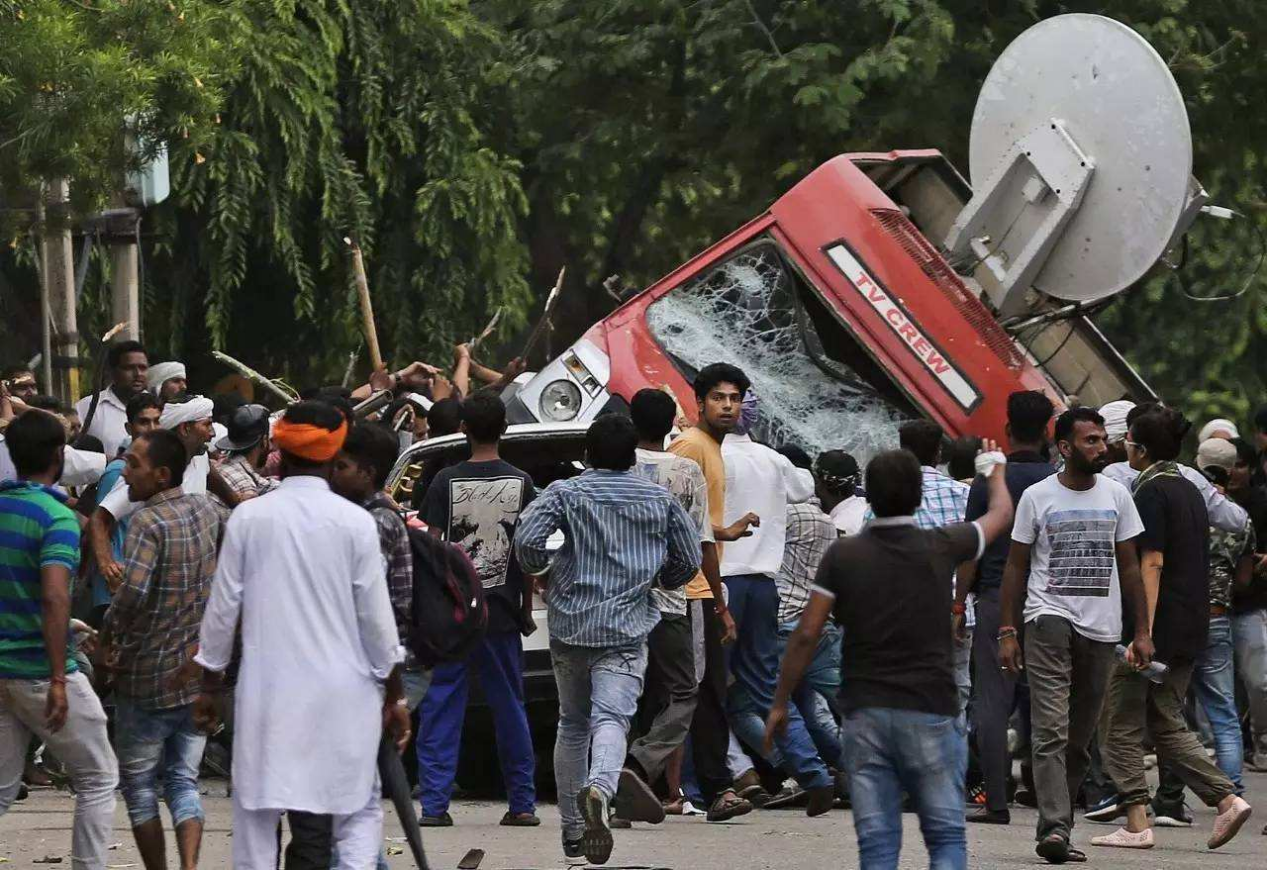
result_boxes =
[999,407,1153,865]
[955,390,1054,824]
[767,445,1014,870]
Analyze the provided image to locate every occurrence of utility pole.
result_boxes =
[109,209,141,341]
[41,178,79,403]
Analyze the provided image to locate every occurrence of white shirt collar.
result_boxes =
[868,515,916,527]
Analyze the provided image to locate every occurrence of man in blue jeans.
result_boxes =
[417,392,538,828]
[100,429,225,870]
[720,422,834,812]
[516,414,701,866]
[768,446,1014,870]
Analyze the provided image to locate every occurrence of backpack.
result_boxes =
[407,527,488,667]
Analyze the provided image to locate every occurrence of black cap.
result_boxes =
[815,450,861,494]
[215,404,271,453]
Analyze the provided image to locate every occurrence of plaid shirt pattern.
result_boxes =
[776,501,837,625]
[914,466,970,530]
[105,489,225,708]
[366,492,413,642]
[215,454,278,501]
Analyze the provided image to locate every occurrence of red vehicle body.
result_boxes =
[508,150,1151,454]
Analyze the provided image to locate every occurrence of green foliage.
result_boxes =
[0,0,232,216]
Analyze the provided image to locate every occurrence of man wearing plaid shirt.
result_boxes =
[865,420,972,714]
[100,430,226,870]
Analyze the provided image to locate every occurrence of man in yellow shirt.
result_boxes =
[669,363,758,820]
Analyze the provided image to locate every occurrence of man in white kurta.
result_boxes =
[195,469,402,869]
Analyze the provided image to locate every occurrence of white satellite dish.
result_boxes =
[946,14,1202,311]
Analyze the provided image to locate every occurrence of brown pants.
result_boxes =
[1102,659,1236,808]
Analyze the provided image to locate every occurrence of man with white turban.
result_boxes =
[88,397,229,589]
[147,361,188,403]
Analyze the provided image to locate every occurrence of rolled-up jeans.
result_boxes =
[0,672,119,870]
[552,639,647,839]
[842,707,967,870]
[115,699,207,828]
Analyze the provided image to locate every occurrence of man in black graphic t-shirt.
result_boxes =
[416,392,539,828]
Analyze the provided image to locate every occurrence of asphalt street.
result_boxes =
[3,769,1265,869]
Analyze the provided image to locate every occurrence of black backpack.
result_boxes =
[407,527,488,667]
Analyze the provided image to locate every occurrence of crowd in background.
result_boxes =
[1,344,1266,869]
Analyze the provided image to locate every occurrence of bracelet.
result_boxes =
[997,627,1018,641]
[951,602,966,616]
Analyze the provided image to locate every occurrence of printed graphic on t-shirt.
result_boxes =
[1046,508,1117,598]
[447,476,526,589]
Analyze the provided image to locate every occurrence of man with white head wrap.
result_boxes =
[1101,402,1248,533]
[147,362,188,403]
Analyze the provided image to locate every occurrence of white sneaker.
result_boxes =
[1208,796,1252,850]
[1091,827,1155,849]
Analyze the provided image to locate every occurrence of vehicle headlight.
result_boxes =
[539,379,583,421]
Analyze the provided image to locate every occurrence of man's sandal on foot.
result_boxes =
[706,790,753,822]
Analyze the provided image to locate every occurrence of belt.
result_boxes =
[1210,604,1228,617]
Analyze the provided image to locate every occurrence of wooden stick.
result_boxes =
[345,237,383,371]
[211,351,297,405]
[467,307,503,355]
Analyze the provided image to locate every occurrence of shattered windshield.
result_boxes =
[646,241,909,462]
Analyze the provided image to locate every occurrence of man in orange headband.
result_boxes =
[192,401,407,869]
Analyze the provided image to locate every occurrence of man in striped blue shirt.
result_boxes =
[0,410,119,869]
[516,414,701,867]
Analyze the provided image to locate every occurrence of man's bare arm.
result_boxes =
[1117,540,1154,665]
[88,507,122,589]
[40,564,72,732]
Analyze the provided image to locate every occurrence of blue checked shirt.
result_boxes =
[515,469,702,648]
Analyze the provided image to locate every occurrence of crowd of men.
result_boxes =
[1,344,1266,870]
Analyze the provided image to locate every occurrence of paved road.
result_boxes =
[3,771,1264,868]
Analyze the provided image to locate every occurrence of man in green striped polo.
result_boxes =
[0,409,118,870]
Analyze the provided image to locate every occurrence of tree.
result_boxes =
[0,0,232,217]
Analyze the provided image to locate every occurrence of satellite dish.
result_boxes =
[947,14,1199,309]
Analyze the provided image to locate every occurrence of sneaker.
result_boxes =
[419,812,453,827]
[1208,795,1252,849]
[1084,794,1126,824]
[577,786,614,866]
[1091,827,1155,849]
[763,782,807,809]
[965,783,987,808]
[1152,801,1193,828]
[615,767,665,824]
[562,836,586,867]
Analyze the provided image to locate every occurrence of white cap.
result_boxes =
[1198,418,1240,442]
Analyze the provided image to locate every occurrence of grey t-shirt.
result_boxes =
[632,448,714,616]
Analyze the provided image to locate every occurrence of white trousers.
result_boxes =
[231,787,383,870]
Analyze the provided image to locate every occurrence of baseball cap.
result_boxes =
[215,403,271,453]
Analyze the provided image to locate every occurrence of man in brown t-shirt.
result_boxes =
[668,363,756,819]
[768,446,1014,868]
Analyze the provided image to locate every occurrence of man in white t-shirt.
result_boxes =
[998,407,1153,865]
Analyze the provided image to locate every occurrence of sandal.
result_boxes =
[706,790,754,823]
[500,811,541,827]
